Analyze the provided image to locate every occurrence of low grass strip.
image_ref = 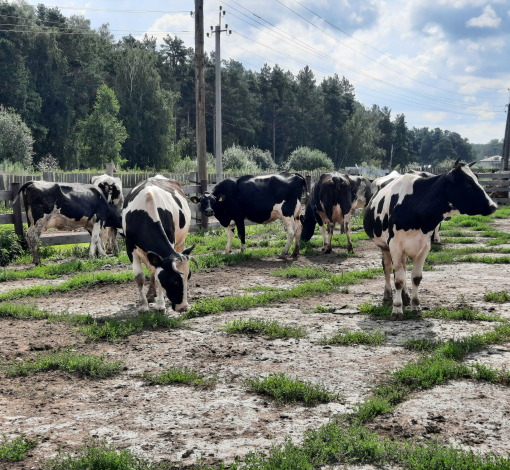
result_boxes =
[245,372,338,405]
[78,311,185,342]
[271,265,333,279]
[184,268,382,319]
[0,302,94,325]
[141,365,216,388]
[5,348,124,378]
[359,303,503,322]
[0,435,38,462]
[319,329,386,346]
[219,318,307,339]
[485,290,510,302]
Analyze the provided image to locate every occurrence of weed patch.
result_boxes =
[5,348,123,378]
[220,318,307,339]
[485,290,510,302]
[245,372,338,405]
[319,329,386,346]
[141,365,216,388]
[0,435,38,461]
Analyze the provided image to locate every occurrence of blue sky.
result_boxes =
[29,0,510,144]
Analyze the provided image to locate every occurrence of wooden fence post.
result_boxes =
[11,182,23,238]
[43,171,54,182]
[201,179,208,229]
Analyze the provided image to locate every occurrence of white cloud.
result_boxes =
[465,66,476,73]
[466,5,501,28]
[423,112,447,122]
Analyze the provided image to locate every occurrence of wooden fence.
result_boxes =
[0,170,506,247]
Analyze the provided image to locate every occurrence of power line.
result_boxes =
[273,0,500,98]
[0,28,193,35]
[16,5,212,14]
[287,0,503,92]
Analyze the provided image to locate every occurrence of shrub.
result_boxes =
[285,147,334,172]
[245,147,276,170]
[35,154,59,172]
[223,145,259,172]
[0,231,24,267]
[0,106,34,168]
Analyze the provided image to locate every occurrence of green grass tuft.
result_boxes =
[141,365,216,387]
[271,265,333,279]
[219,318,307,339]
[245,372,338,405]
[485,290,510,302]
[319,329,386,346]
[6,348,123,378]
[0,434,38,461]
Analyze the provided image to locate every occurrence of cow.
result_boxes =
[372,170,443,244]
[90,174,124,255]
[190,172,307,259]
[16,181,122,266]
[301,173,372,253]
[122,175,197,313]
[364,158,497,320]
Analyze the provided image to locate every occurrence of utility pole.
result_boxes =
[207,7,231,184]
[194,0,207,186]
[502,95,510,172]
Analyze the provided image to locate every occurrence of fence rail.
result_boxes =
[0,169,506,248]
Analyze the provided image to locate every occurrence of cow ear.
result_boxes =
[189,196,200,204]
[182,244,196,256]
[217,194,226,202]
[147,251,164,267]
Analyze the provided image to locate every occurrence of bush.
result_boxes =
[172,153,216,174]
[0,106,34,168]
[35,154,59,172]
[0,231,24,267]
[285,147,334,172]
[245,147,276,170]
[223,145,259,172]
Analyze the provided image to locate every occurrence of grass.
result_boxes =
[271,265,333,279]
[245,372,338,405]
[359,302,504,322]
[319,329,386,346]
[184,268,382,319]
[78,311,185,342]
[0,434,38,461]
[0,302,94,325]
[219,318,307,339]
[141,365,216,388]
[43,438,159,470]
[5,348,124,378]
[485,290,510,302]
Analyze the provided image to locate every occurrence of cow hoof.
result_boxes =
[146,295,156,304]
[411,309,422,316]
[138,305,149,313]
[432,240,441,245]
[383,291,393,303]
[155,302,166,311]
[402,291,411,306]
[324,248,332,254]
[391,312,404,321]
[290,251,299,258]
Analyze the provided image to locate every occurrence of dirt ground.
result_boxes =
[1,230,510,469]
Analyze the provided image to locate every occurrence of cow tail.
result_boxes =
[300,201,316,242]
[12,181,34,205]
[295,172,309,197]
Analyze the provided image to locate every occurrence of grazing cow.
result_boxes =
[90,174,124,255]
[122,175,196,312]
[364,158,497,320]
[301,173,372,253]
[190,172,307,259]
[17,181,122,266]
[372,170,443,244]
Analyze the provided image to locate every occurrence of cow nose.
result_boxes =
[205,209,214,217]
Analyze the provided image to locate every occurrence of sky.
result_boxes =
[23,0,510,144]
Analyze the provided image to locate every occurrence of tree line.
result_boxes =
[0,2,485,171]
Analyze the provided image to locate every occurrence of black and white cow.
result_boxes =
[191,172,307,259]
[90,174,124,255]
[123,175,197,313]
[301,173,372,253]
[364,158,497,320]
[17,181,122,266]
[372,170,443,244]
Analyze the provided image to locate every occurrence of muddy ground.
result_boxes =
[1,228,510,469]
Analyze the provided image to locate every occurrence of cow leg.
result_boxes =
[236,220,246,253]
[319,224,328,251]
[325,222,335,253]
[111,228,119,255]
[278,216,297,259]
[401,254,411,307]
[410,246,429,315]
[391,249,406,320]
[225,222,236,254]
[432,224,441,244]
[100,228,110,255]
[344,213,353,253]
[290,215,302,257]
[133,252,149,312]
[154,273,166,311]
[146,271,157,303]
[89,222,107,259]
[27,216,49,266]
[381,249,393,303]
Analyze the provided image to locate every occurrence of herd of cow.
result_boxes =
[16,157,496,320]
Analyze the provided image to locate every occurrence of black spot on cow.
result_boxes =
[179,210,186,229]
[377,196,385,214]
[389,194,399,214]
[382,213,389,232]
[172,193,183,209]
[157,208,176,245]
[363,207,376,239]
[374,216,383,238]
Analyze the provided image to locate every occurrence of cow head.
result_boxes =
[445,158,497,217]
[190,192,225,218]
[146,245,198,312]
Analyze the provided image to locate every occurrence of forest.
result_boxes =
[0,1,492,172]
